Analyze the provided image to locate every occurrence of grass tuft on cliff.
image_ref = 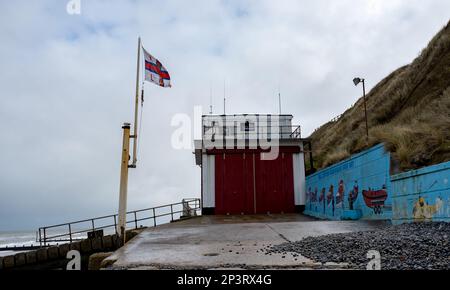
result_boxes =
[309,20,450,172]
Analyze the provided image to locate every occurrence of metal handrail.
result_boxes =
[290,126,301,139]
[37,198,201,246]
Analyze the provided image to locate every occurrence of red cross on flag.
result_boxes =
[143,48,171,88]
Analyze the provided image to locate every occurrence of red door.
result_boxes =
[215,153,254,214]
[254,152,295,214]
[214,151,295,215]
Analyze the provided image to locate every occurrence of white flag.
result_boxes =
[143,48,171,88]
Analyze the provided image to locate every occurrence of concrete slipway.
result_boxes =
[103,215,388,270]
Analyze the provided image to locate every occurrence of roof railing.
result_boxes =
[202,125,301,140]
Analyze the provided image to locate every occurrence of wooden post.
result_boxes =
[117,123,131,245]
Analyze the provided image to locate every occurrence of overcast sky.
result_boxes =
[0,0,449,231]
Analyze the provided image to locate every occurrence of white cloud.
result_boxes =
[0,0,449,230]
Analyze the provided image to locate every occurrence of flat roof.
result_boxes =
[202,114,294,117]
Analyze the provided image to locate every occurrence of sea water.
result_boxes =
[0,230,37,257]
[0,229,88,257]
[0,212,180,257]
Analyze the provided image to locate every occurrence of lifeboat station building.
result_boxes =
[194,114,307,215]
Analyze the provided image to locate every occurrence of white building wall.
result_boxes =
[202,153,215,208]
[293,147,306,206]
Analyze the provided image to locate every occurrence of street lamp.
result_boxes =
[353,77,369,141]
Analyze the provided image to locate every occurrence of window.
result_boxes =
[241,121,255,132]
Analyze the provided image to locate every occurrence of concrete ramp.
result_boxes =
[103,215,387,270]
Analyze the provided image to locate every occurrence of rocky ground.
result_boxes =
[266,222,450,270]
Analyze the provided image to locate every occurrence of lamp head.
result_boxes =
[353,78,362,86]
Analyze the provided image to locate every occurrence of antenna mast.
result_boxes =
[209,86,213,114]
[278,85,282,115]
[278,92,282,114]
[223,79,226,115]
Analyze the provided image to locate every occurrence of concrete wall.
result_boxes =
[0,234,120,270]
[391,161,450,224]
[304,144,392,220]
[0,229,145,270]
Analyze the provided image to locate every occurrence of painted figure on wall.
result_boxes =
[319,188,325,202]
[326,185,334,205]
[332,196,335,216]
[320,187,326,214]
[336,180,344,207]
[327,185,335,216]
[362,184,388,215]
[308,187,318,203]
[307,187,311,210]
[348,181,359,210]
[413,196,443,222]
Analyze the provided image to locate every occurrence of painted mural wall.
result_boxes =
[304,144,392,220]
[391,161,450,224]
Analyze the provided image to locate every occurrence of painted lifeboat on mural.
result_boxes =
[362,185,388,214]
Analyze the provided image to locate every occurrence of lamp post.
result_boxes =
[353,77,369,141]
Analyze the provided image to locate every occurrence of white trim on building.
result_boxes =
[201,154,215,208]
[293,147,306,206]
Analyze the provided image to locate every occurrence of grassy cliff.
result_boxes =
[309,20,450,172]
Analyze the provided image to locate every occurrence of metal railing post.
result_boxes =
[68,224,73,243]
[170,204,174,221]
[113,215,118,235]
[153,208,156,227]
[182,199,188,217]
[39,228,42,247]
[91,219,95,232]
[43,228,47,246]
[134,212,138,229]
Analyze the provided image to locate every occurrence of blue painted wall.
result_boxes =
[391,161,450,224]
[304,144,392,220]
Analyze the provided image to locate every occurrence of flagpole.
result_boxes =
[117,36,141,245]
[131,36,141,168]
